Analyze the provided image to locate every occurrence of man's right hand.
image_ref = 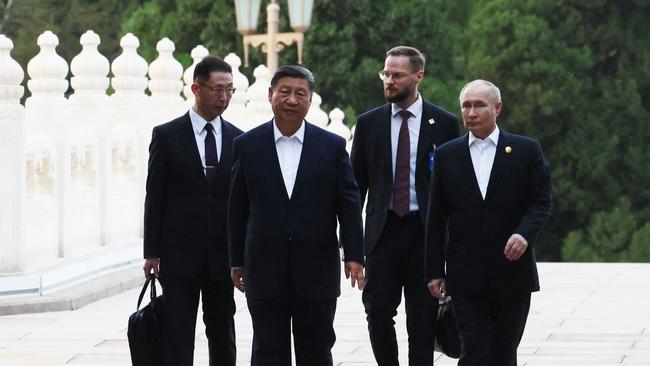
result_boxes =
[231,268,245,293]
[427,278,446,300]
[143,258,160,278]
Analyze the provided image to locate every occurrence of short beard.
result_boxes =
[385,87,412,104]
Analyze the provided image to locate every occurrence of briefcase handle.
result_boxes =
[136,274,158,310]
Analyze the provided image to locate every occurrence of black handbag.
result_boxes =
[128,274,164,366]
[434,296,461,358]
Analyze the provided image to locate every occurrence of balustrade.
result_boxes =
[0,30,345,294]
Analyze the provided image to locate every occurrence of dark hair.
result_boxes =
[193,56,232,83]
[270,65,315,91]
[386,46,425,72]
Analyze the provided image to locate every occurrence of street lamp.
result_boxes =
[234,0,314,73]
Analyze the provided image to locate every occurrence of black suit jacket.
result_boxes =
[228,121,364,300]
[425,129,552,296]
[351,101,459,255]
[143,112,243,281]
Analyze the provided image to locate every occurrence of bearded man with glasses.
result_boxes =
[143,55,243,366]
[351,46,459,366]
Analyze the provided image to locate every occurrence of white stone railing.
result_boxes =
[0,30,352,290]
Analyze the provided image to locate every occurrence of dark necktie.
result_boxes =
[204,123,218,178]
[393,110,411,217]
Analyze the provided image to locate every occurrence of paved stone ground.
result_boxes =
[0,262,649,365]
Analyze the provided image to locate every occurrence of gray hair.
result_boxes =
[271,65,315,91]
[459,79,501,103]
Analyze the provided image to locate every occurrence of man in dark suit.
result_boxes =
[425,79,552,366]
[143,56,243,366]
[228,65,365,366]
[351,46,459,366]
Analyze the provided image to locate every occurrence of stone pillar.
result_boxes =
[306,92,328,128]
[246,65,273,128]
[111,33,149,239]
[326,108,351,141]
[68,30,107,251]
[0,34,26,273]
[183,45,209,106]
[222,52,250,131]
[24,30,69,263]
[148,37,185,125]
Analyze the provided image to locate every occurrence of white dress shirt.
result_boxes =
[189,108,222,175]
[468,126,500,199]
[273,120,305,197]
[391,94,423,211]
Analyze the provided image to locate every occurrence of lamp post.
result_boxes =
[234,0,314,74]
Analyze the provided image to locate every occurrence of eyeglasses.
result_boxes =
[378,70,419,81]
[199,84,236,95]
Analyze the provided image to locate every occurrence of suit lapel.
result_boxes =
[379,104,393,190]
[219,119,233,168]
[458,134,484,202]
[264,121,291,200]
[289,122,312,201]
[485,130,509,201]
[416,102,436,171]
[178,113,206,187]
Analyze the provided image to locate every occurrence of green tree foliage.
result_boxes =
[120,0,460,118]
[121,0,241,67]
[627,222,650,262]
[302,0,461,117]
[562,198,637,261]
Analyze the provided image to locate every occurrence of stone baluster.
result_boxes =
[246,65,273,128]
[148,37,185,126]
[111,33,149,98]
[326,108,351,141]
[26,31,69,104]
[70,30,109,98]
[149,37,183,98]
[222,52,251,131]
[24,30,69,261]
[183,45,209,105]
[306,92,328,128]
[111,33,150,239]
[68,30,108,249]
[0,35,24,104]
[0,34,26,273]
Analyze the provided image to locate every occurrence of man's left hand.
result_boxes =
[344,261,365,290]
[504,233,528,261]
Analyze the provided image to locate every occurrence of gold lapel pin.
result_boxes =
[505,146,512,153]
[428,118,435,125]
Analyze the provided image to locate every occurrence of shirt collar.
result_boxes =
[273,119,305,143]
[391,93,423,119]
[189,108,221,135]
[469,125,500,147]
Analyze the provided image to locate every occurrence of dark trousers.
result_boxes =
[452,289,531,366]
[247,283,337,366]
[363,211,437,366]
[160,263,236,366]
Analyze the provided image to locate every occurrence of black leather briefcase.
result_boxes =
[434,296,461,358]
[128,274,164,366]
